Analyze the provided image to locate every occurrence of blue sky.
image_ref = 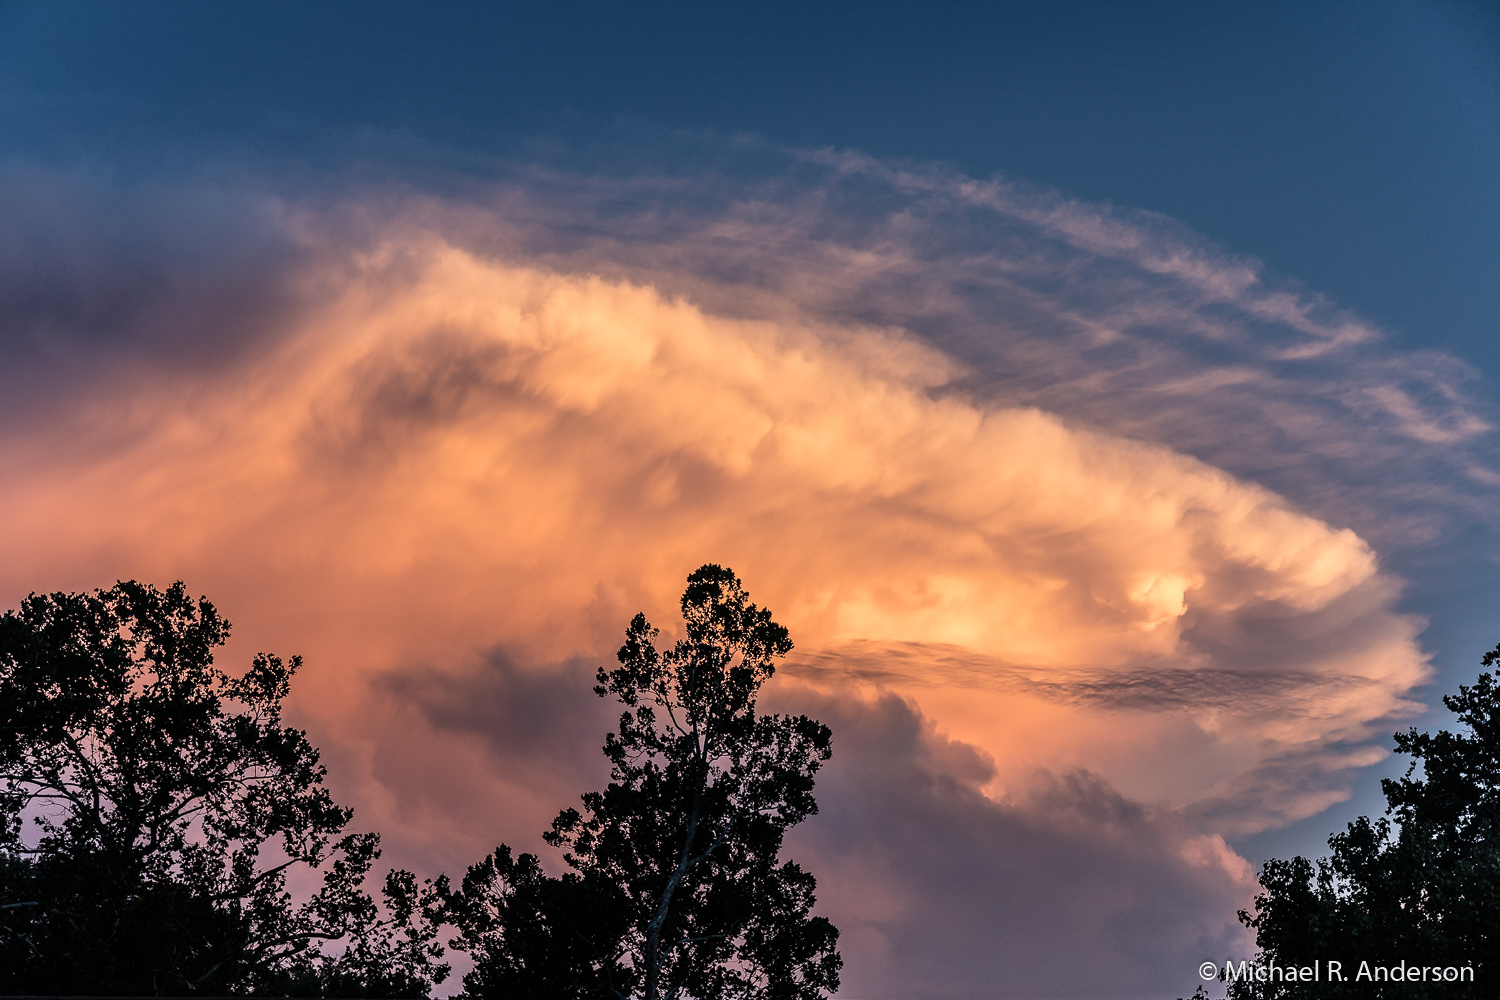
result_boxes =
[2,4,1498,996]
[4,1,1496,367]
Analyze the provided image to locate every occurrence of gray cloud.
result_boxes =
[377,646,617,799]
[0,165,309,428]
[380,656,1252,1000]
[761,686,1248,1000]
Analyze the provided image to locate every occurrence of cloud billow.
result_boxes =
[0,147,1487,996]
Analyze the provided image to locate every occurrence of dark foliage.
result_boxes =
[1227,652,1500,998]
[448,565,841,1000]
[0,581,447,996]
[445,845,633,1000]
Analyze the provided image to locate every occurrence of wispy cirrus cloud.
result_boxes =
[402,151,1494,548]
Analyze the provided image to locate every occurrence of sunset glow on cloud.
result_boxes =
[0,155,1490,997]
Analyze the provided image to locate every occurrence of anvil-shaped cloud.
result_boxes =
[0,152,1487,997]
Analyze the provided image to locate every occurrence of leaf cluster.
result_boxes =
[0,581,448,996]
[1229,658,1500,999]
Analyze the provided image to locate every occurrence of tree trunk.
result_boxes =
[642,753,709,1000]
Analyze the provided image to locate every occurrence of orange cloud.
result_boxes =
[0,237,1426,843]
[6,161,1478,994]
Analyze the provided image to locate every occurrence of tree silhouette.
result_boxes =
[449,565,841,1000]
[1227,652,1500,998]
[0,581,448,996]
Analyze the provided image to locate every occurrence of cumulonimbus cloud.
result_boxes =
[0,150,1485,996]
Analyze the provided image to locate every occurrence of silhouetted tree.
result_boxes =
[446,845,633,999]
[1226,651,1500,998]
[0,581,448,996]
[448,565,841,1000]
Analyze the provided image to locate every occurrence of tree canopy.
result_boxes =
[0,581,447,996]
[447,564,842,1000]
[1227,651,1500,998]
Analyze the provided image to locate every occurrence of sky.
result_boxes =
[1,3,1498,998]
